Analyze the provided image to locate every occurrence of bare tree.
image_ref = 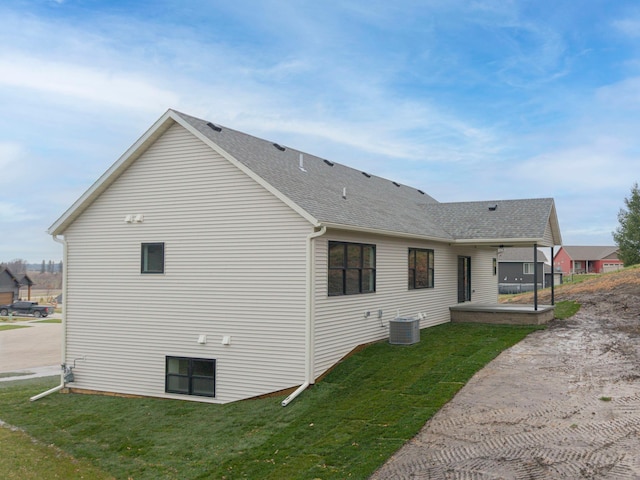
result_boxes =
[1,259,28,275]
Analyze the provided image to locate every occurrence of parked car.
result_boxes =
[0,301,55,318]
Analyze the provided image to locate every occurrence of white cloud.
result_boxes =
[0,201,39,223]
[0,142,27,186]
[612,18,640,38]
[596,76,640,110]
[0,53,180,112]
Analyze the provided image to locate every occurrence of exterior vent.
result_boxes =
[392,181,401,187]
[489,204,498,211]
[362,172,371,178]
[206,122,222,132]
[417,189,425,195]
[389,317,420,345]
[273,143,286,151]
[324,159,334,166]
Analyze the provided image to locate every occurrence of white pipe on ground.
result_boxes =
[30,234,68,402]
[30,384,64,402]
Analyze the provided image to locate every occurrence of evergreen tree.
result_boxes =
[41,260,46,273]
[613,182,640,266]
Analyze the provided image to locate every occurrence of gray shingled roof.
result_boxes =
[422,198,556,242]
[175,111,453,239]
[560,246,619,260]
[48,109,562,245]
[174,110,560,245]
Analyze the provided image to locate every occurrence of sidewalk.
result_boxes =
[0,316,62,382]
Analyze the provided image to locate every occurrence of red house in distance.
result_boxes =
[553,246,623,275]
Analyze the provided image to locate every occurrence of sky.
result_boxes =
[1,0,639,263]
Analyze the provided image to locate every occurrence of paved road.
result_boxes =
[0,316,61,381]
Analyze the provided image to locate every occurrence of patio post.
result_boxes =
[533,244,538,311]
[550,246,555,306]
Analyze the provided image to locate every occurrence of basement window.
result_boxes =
[141,243,164,274]
[328,241,376,296]
[166,357,216,397]
[408,248,434,289]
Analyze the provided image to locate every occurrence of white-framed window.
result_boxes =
[523,263,535,274]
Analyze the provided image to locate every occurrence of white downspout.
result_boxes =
[30,234,67,402]
[282,225,326,407]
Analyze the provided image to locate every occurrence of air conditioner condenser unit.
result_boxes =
[389,317,420,345]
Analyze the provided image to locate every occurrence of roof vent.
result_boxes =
[362,172,371,178]
[299,153,307,172]
[324,160,334,167]
[206,122,222,132]
[417,189,425,195]
[489,204,498,211]
[273,143,286,152]
[392,181,401,187]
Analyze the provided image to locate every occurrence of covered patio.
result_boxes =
[430,199,563,326]
[450,303,555,325]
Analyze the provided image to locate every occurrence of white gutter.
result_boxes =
[282,225,326,407]
[30,234,67,402]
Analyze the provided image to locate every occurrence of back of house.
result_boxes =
[48,110,562,403]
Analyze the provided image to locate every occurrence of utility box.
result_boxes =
[389,317,420,345]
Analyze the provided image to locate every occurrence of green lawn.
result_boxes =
[0,322,542,480]
[0,325,29,332]
[0,426,114,480]
[0,317,31,323]
[554,300,580,319]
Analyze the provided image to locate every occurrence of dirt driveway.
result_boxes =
[372,288,640,479]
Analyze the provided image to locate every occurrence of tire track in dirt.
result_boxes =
[371,300,640,479]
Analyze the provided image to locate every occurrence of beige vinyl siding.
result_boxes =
[312,231,499,379]
[63,123,311,403]
[543,222,555,246]
[462,246,499,304]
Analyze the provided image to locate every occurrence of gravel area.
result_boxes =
[372,286,640,479]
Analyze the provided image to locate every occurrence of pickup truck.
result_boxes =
[0,301,55,318]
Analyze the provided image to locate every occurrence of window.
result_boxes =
[166,357,216,397]
[408,248,434,289]
[141,243,164,274]
[328,241,376,296]
[523,263,534,275]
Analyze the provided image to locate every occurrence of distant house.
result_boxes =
[0,268,20,305]
[553,246,623,275]
[48,109,562,404]
[19,274,34,300]
[497,248,552,294]
[0,269,35,304]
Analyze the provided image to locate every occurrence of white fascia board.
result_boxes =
[170,112,320,228]
[48,110,177,235]
[320,222,452,244]
[549,202,563,245]
[451,238,554,247]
